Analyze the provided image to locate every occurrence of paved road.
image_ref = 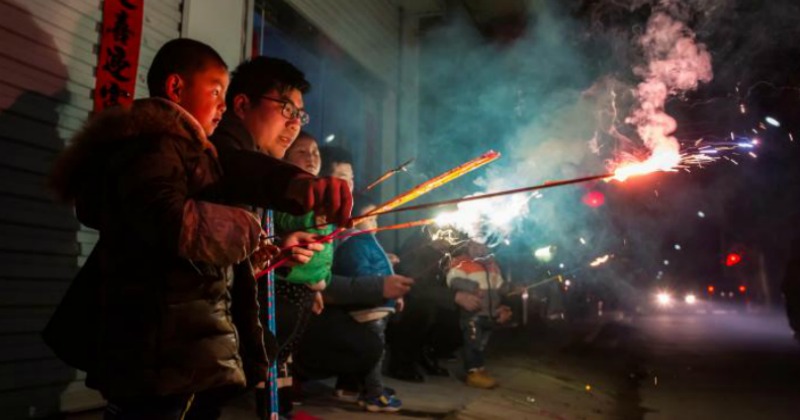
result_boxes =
[629,309,800,419]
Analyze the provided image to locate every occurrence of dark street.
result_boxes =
[625,310,800,419]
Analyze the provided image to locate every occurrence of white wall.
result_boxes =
[182,0,252,67]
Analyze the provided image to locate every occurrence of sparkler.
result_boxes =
[363,157,415,191]
[264,150,501,238]
[256,219,436,276]
[368,150,500,216]
[361,173,615,220]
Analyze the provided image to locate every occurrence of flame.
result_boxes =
[609,144,681,182]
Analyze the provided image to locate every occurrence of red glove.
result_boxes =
[286,175,353,227]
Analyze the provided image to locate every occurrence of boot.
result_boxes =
[466,369,498,389]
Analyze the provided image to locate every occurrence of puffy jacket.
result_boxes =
[48,98,303,400]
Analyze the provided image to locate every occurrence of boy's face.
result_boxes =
[284,136,321,176]
[330,162,354,192]
[176,64,228,136]
[242,88,304,159]
[355,204,378,231]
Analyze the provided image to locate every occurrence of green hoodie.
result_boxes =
[274,211,333,285]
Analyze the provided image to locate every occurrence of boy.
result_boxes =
[446,241,513,389]
[332,194,403,412]
[47,39,349,419]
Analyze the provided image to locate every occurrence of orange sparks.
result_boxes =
[609,146,681,182]
[368,150,500,216]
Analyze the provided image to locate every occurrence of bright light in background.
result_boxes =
[656,292,673,306]
[765,116,781,127]
[663,259,670,265]
[725,252,742,266]
[534,246,555,262]
[707,285,715,294]
[582,190,605,208]
[579,237,587,245]
[559,263,565,269]
[325,134,336,143]
[684,294,697,305]
[739,285,747,293]
[698,211,706,218]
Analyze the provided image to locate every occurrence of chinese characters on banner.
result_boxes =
[93,0,144,111]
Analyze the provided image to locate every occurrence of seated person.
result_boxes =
[332,194,403,412]
[446,240,512,389]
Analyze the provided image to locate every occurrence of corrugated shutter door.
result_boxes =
[0,0,183,417]
[285,0,399,85]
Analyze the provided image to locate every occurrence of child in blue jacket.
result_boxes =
[332,194,403,412]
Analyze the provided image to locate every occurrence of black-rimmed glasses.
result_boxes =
[261,96,310,125]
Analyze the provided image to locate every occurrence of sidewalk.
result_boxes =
[283,317,627,420]
[67,317,629,420]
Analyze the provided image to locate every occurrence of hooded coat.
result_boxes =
[47,98,308,400]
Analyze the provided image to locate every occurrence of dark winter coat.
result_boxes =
[47,98,307,400]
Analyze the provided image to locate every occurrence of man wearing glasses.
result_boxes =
[201,56,349,418]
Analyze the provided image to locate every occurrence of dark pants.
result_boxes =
[460,315,493,371]
[104,395,194,420]
[294,306,383,381]
[386,293,461,369]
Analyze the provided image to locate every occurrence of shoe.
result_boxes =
[334,388,359,403]
[466,369,498,389]
[386,365,425,383]
[359,393,402,413]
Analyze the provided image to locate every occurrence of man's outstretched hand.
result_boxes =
[286,175,353,227]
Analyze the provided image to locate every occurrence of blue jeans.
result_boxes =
[460,315,493,371]
[363,317,388,398]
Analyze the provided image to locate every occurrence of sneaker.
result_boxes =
[334,388,360,403]
[466,369,498,389]
[359,393,402,413]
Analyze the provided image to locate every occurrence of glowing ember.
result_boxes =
[590,254,611,267]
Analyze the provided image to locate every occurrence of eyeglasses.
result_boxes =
[261,96,310,126]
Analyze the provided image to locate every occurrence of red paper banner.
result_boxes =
[93,0,144,111]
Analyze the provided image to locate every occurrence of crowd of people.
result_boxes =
[44,38,515,420]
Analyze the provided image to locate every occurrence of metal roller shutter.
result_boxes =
[285,0,400,85]
[0,0,183,416]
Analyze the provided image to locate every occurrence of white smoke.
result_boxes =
[625,8,713,158]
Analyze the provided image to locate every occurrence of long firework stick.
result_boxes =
[334,218,435,241]
[255,220,434,276]
[506,275,564,296]
[368,150,500,216]
[363,157,415,191]
[261,151,501,239]
[254,227,345,279]
[361,173,614,220]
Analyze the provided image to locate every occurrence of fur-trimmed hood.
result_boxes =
[50,98,216,205]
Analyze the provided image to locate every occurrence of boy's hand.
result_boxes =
[387,253,400,265]
[454,291,483,312]
[286,175,353,227]
[383,275,414,299]
[395,297,405,312]
[281,231,324,266]
[311,291,325,315]
[251,237,280,271]
[494,305,513,324]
